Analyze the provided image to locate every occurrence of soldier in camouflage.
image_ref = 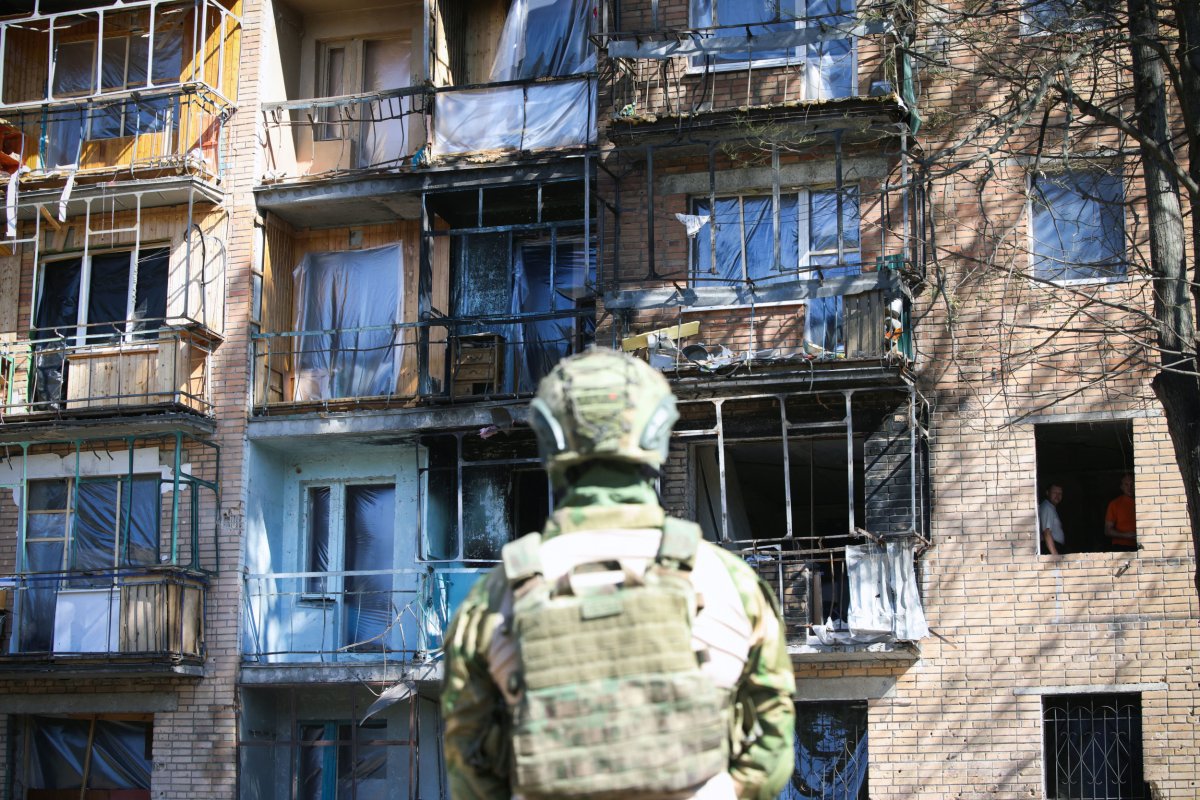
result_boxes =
[442,348,795,800]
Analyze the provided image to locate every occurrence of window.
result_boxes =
[314,36,412,167]
[785,700,868,799]
[1024,0,1114,33]
[298,720,389,800]
[35,247,170,343]
[302,482,397,650]
[689,0,855,97]
[1043,694,1148,800]
[46,28,184,167]
[20,476,160,652]
[1030,169,1125,282]
[1034,421,1134,554]
[17,715,153,800]
[692,187,859,348]
[421,434,550,562]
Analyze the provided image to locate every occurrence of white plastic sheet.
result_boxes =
[433,78,595,156]
[845,540,928,641]
[292,245,403,402]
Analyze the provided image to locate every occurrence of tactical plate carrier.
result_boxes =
[500,519,730,800]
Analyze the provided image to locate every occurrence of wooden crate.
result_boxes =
[120,573,205,657]
[451,333,504,396]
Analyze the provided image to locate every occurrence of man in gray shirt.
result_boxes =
[1039,484,1065,556]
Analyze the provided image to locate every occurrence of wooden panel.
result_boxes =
[0,256,18,340]
[1,25,49,106]
[63,335,205,409]
[119,575,204,656]
[843,290,884,359]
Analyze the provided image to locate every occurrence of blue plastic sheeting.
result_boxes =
[490,0,596,81]
[293,245,403,402]
[1030,169,1126,281]
[26,716,152,791]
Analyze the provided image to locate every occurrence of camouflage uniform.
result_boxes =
[441,349,795,800]
[442,471,796,800]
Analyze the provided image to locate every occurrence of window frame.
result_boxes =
[22,474,162,576]
[34,244,172,345]
[298,478,399,601]
[688,186,862,288]
[1026,167,1127,285]
[314,33,412,142]
[1041,692,1147,800]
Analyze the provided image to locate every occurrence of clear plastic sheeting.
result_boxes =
[26,716,152,793]
[293,245,403,402]
[433,78,595,157]
[845,540,928,641]
[490,0,597,81]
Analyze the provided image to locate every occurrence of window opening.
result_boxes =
[298,720,389,800]
[785,700,868,800]
[690,0,804,67]
[19,475,160,653]
[1043,693,1147,800]
[300,481,398,650]
[1034,421,1134,554]
[18,715,153,800]
[31,247,170,407]
[1030,169,1125,282]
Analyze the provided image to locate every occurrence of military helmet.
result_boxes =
[529,348,679,481]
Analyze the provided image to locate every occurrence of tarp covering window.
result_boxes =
[433,78,596,156]
[25,716,152,794]
[805,0,856,100]
[298,721,388,800]
[490,0,597,81]
[293,245,403,402]
[343,485,396,650]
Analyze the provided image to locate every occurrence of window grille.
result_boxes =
[1043,693,1148,800]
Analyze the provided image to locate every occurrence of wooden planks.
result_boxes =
[842,289,886,359]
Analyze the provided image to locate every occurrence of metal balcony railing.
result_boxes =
[0,566,206,663]
[241,567,482,663]
[251,309,594,411]
[0,322,213,418]
[259,86,430,183]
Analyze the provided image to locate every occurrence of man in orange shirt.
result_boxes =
[1104,473,1137,551]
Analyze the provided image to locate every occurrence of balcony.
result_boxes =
[600,0,914,141]
[0,566,206,674]
[0,324,213,427]
[0,431,218,675]
[0,0,240,190]
[241,567,480,671]
[251,310,593,413]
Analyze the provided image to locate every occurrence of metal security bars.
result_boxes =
[1043,694,1149,800]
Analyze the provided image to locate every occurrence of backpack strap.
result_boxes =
[502,532,544,585]
[656,517,702,571]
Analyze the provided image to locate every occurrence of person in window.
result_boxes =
[1104,474,1137,551]
[441,348,795,800]
[1039,484,1066,556]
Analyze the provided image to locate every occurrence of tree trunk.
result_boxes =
[1128,0,1200,597]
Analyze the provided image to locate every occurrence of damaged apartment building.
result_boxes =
[0,0,1195,798]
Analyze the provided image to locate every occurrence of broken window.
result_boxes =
[1034,420,1135,554]
[420,434,549,562]
[1024,0,1115,33]
[32,247,170,406]
[300,482,398,651]
[690,0,855,98]
[1030,169,1126,282]
[785,701,868,800]
[292,245,403,402]
[1043,693,1148,800]
[17,715,153,800]
[19,475,160,653]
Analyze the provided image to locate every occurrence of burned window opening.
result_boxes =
[1035,420,1135,555]
[419,432,550,564]
[786,700,869,800]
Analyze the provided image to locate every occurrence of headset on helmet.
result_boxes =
[529,348,679,484]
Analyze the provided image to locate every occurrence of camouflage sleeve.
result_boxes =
[440,569,512,800]
[714,548,797,800]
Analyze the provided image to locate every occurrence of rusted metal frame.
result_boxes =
[835,129,845,266]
